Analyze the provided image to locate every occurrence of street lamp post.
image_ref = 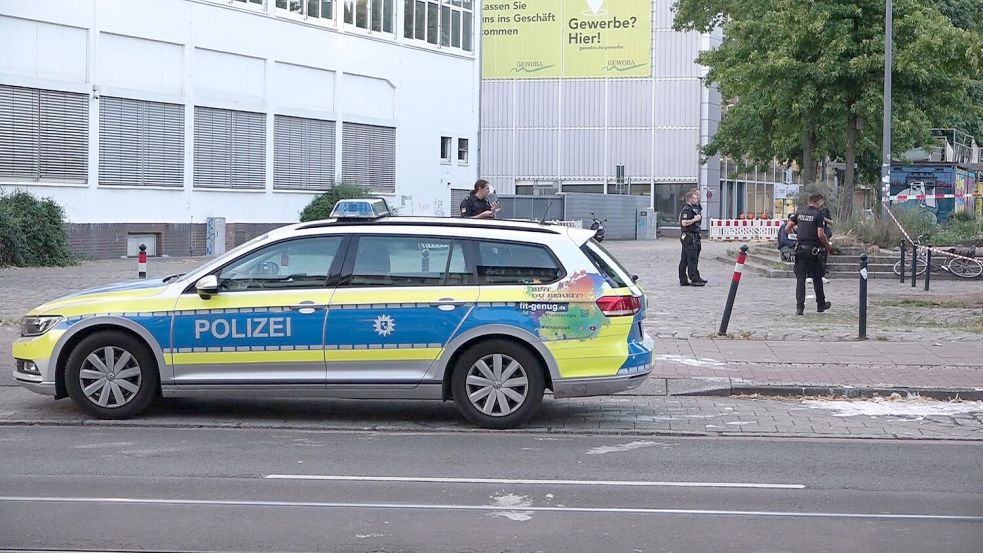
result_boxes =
[880,0,893,220]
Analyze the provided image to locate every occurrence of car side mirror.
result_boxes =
[196,275,219,300]
[631,275,639,283]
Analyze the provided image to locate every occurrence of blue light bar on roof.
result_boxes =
[330,198,391,219]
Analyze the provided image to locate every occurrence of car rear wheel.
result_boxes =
[65,331,159,420]
[451,339,545,429]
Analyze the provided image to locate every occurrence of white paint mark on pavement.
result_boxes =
[355,534,386,539]
[263,474,804,489]
[656,354,727,368]
[803,398,983,420]
[726,421,757,426]
[488,493,533,521]
[586,441,661,455]
[72,442,136,449]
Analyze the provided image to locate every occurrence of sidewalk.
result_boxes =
[642,337,983,399]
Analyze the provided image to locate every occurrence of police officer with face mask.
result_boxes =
[678,189,707,287]
[786,193,832,315]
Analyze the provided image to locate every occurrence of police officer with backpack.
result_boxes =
[786,194,832,315]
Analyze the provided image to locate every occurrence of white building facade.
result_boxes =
[0,0,479,257]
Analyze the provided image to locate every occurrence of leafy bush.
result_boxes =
[0,190,75,267]
[299,182,372,222]
[838,206,982,248]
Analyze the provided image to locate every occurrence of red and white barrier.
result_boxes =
[891,192,983,201]
[709,219,783,241]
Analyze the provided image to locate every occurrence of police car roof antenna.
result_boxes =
[537,198,555,225]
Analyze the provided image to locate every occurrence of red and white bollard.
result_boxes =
[718,244,748,336]
[137,244,147,279]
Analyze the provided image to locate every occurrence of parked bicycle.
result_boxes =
[893,234,983,279]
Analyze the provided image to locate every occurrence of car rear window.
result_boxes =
[476,241,563,284]
[581,240,633,288]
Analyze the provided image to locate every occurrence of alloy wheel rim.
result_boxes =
[79,346,142,408]
[465,353,528,417]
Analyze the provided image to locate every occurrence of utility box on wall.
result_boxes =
[637,209,658,240]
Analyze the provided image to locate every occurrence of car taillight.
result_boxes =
[596,295,640,317]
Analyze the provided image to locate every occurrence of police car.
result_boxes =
[13,199,653,429]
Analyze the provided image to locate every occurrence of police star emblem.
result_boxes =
[373,314,396,337]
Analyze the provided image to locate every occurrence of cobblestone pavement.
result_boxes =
[0,387,980,440]
[2,240,980,341]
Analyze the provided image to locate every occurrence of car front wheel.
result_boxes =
[65,331,159,419]
[451,339,545,429]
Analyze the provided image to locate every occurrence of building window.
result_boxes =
[342,122,395,193]
[233,0,265,6]
[343,0,393,32]
[193,106,266,189]
[274,115,336,191]
[0,84,88,183]
[440,136,452,162]
[99,97,184,188]
[457,138,468,164]
[405,0,472,51]
[276,0,334,20]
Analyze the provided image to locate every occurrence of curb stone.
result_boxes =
[0,419,979,441]
[636,378,983,401]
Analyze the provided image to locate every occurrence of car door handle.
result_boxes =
[290,301,324,314]
[430,298,464,311]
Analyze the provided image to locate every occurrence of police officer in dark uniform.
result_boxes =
[678,189,707,287]
[460,179,497,219]
[786,193,832,315]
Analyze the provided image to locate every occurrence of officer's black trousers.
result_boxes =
[794,246,827,308]
[678,234,702,283]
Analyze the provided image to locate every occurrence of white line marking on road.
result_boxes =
[262,474,805,490]
[2,496,980,521]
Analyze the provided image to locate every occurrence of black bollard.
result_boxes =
[899,240,906,283]
[859,254,868,340]
[718,244,749,336]
[924,246,932,291]
[910,242,918,288]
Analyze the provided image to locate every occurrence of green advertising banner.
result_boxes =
[482,0,652,79]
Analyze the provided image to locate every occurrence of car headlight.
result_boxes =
[20,316,64,337]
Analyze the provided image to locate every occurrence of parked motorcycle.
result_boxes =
[590,212,606,242]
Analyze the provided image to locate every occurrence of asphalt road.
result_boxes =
[1,426,981,553]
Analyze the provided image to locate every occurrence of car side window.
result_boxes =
[476,241,563,284]
[349,236,471,287]
[217,237,342,291]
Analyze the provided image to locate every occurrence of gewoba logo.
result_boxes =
[511,60,556,74]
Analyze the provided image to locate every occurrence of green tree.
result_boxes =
[298,182,372,222]
[674,0,983,216]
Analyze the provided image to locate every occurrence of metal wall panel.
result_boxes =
[608,129,653,179]
[653,128,699,179]
[480,81,512,128]
[563,193,650,240]
[513,80,559,128]
[479,128,512,177]
[560,129,604,178]
[652,31,702,78]
[652,0,677,30]
[561,80,604,128]
[608,80,653,127]
[514,128,558,177]
[653,79,701,128]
